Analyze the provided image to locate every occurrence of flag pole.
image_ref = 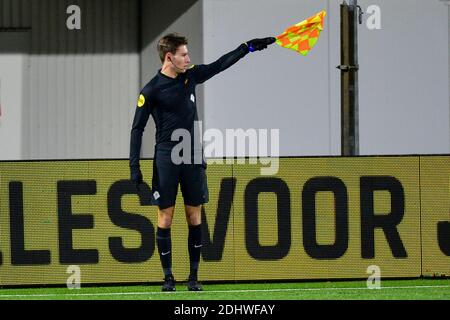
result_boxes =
[338,0,362,156]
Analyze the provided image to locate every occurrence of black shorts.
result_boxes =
[150,146,209,210]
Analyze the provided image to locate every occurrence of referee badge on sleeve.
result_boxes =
[137,94,145,107]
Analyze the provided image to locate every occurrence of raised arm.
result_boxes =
[190,37,276,84]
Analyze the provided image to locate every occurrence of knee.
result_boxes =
[186,207,201,226]
[187,215,200,226]
[158,217,173,229]
[158,209,174,228]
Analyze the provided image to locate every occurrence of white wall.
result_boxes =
[202,0,449,156]
[0,0,140,161]
[140,0,203,158]
[0,32,30,160]
[25,0,140,160]
[0,0,448,160]
[203,0,335,156]
[358,0,449,155]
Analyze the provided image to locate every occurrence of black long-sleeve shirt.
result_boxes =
[129,43,249,170]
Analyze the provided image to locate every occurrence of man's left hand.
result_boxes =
[246,37,276,52]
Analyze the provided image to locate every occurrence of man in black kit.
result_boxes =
[129,33,275,292]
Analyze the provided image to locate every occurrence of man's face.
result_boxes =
[169,45,191,73]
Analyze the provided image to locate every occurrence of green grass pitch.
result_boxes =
[0,278,448,300]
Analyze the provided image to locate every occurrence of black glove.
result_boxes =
[130,166,144,190]
[246,37,276,53]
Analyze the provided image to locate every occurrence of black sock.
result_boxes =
[156,227,172,277]
[188,224,202,280]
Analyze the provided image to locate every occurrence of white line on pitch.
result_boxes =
[0,285,449,298]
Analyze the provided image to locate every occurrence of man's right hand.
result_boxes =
[130,167,144,190]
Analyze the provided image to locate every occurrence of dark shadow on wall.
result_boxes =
[0,0,200,54]
[140,0,200,52]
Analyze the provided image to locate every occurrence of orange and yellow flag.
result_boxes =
[276,10,327,56]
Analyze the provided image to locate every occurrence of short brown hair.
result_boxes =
[157,33,188,63]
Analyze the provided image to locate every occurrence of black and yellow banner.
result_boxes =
[0,156,448,285]
[420,156,450,276]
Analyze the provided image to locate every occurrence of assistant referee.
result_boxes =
[129,33,275,292]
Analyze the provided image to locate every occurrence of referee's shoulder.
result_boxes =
[141,75,159,97]
[186,64,198,74]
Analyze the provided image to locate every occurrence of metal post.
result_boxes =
[338,0,360,156]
